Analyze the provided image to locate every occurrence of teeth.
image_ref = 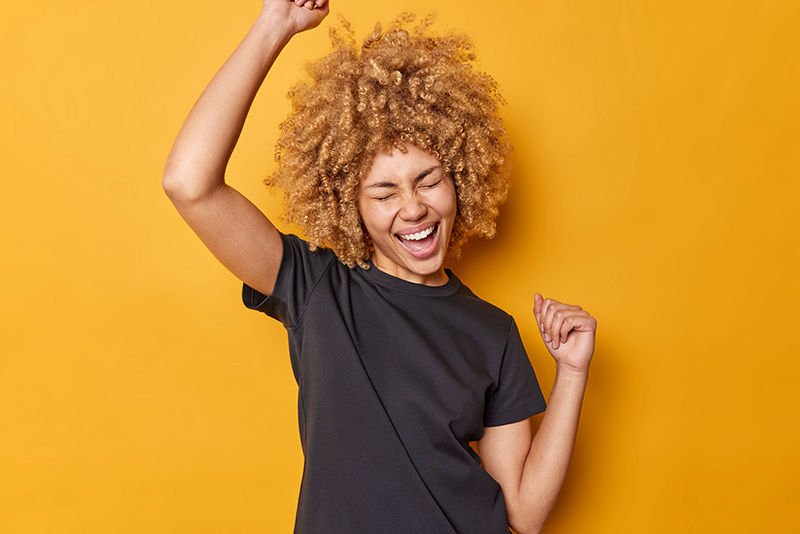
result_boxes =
[399,224,435,241]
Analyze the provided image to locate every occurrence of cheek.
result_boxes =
[358,203,390,233]
[356,198,371,225]
[439,190,458,219]
[442,180,457,212]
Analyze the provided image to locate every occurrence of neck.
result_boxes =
[371,257,449,287]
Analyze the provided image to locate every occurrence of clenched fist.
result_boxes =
[260,0,330,37]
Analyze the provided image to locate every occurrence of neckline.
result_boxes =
[361,258,461,297]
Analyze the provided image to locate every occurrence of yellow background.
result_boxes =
[2,1,798,532]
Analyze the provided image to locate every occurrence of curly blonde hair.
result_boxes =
[266,12,514,269]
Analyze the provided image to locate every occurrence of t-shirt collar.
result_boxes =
[362,258,461,297]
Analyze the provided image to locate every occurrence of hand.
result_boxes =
[260,0,329,38]
[533,293,597,374]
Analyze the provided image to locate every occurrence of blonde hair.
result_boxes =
[266,12,514,268]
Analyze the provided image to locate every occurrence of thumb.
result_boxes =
[533,293,543,320]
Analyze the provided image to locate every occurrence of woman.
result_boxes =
[163,1,597,532]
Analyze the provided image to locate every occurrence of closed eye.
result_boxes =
[373,178,441,200]
[421,179,442,189]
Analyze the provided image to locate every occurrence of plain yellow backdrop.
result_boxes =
[2,1,798,532]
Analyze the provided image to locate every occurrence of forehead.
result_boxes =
[361,144,442,184]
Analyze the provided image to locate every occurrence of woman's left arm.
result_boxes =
[478,294,597,534]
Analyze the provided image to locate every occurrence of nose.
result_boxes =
[398,194,427,221]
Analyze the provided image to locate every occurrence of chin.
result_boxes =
[404,257,444,274]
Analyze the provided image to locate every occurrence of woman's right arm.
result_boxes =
[162,0,328,296]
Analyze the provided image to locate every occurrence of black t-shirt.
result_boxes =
[242,232,547,533]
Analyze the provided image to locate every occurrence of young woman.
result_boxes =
[163,1,597,532]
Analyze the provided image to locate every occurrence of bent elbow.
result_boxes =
[162,171,221,204]
[162,171,186,199]
[513,524,543,534]
[511,523,543,534]
[508,510,546,534]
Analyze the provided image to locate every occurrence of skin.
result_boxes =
[478,296,596,533]
[161,0,330,301]
[164,1,598,531]
[357,144,457,286]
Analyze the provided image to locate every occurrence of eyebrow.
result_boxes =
[364,165,441,189]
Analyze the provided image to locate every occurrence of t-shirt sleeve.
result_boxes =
[483,317,548,427]
[241,232,335,327]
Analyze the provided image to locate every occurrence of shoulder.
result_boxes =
[281,232,340,271]
[450,275,515,333]
[284,232,336,258]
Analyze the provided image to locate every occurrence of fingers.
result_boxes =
[534,295,583,350]
[535,296,555,344]
[556,315,579,349]
[293,0,326,8]
[545,310,580,349]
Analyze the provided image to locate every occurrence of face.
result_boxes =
[357,144,457,286]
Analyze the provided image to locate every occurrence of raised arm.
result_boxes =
[162,0,329,296]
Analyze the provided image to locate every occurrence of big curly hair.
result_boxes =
[266,12,514,269]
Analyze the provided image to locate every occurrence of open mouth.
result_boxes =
[394,222,440,259]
